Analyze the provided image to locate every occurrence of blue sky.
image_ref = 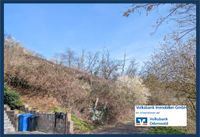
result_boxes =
[4,4,173,70]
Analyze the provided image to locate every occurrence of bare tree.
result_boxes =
[51,53,62,65]
[99,50,121,80]
[60,48,75,68]
[124,4,196,43]
[120,52,127,76]
[124,5,196,131]
[126,58,137,78]
[85,51,100,75]
[77,49,86,70]
[141,38,196,114]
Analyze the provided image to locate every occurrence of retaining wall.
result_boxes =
[4,104,73,134]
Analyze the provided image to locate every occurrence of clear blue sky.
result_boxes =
[4,4,173,69]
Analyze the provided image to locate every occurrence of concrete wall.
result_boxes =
[4,104,74,134]
[35,112,68,134]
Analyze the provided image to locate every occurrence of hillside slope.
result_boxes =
[4,37,150,126]
[4,38,106,112]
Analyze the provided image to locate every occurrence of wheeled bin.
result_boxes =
[18,113,33,131]
[28,115,39,131]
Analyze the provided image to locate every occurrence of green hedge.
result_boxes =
[4,83,23,110]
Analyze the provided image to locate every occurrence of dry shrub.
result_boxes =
[4,38,91,111]
[4,37,151,125]
[21,95,60,112]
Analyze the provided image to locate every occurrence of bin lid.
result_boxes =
[18,113,33,117]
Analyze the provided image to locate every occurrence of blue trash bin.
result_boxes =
[18,113,33,131]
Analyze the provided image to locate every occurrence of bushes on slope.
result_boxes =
[4,83,23,110]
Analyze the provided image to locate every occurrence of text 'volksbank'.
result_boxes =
[135,105,187,126]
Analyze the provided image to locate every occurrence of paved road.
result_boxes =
[5,131,49,134]
[91,122,149,134]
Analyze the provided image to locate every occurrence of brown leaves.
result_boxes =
[123,12,130,17]
[147,4,154,11]
[123,9,132,17]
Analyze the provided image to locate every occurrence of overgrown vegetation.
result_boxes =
[4,83,23,110]
[48,106,67,113]
[72,114,94,133]
[4,37,150,126]
[147,127,186,134]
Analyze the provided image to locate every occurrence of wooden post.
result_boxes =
[14,111,19,131]
[66,112,73,134]
[67,121,74,134]
[67,112,71,121]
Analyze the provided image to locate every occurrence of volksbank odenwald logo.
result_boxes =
[136,117,148,126]
[135,105,187,126]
